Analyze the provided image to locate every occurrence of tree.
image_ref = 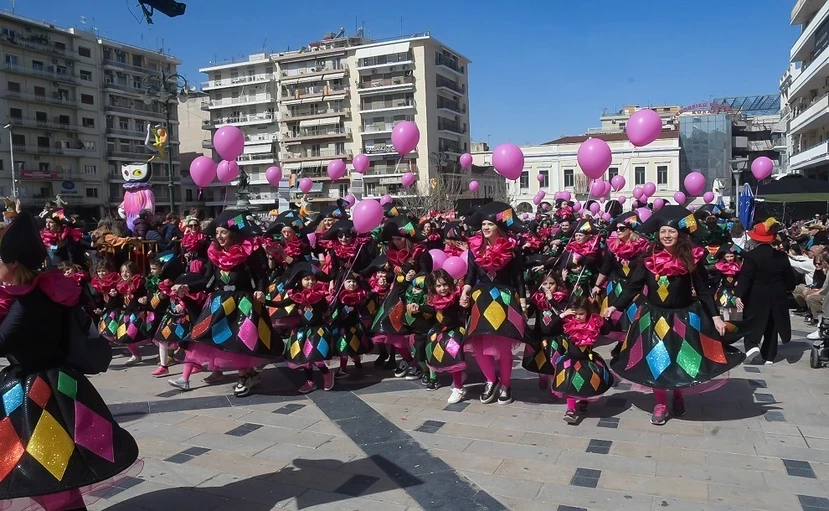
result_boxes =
[396,174,467,218]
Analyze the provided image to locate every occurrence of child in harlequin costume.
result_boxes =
[404,270,433,385]
[593,212,650,342]
[331,272,373,379]
[141,251,184,377]
[558,219,601,298]
[153,273,206,379]
[602,206,747,426]
[111,261,147,366]
[278,262,336,393]
[421,220,443,250]
[264,210,312,338]
[521,269,569,395]
[712,243,742,321]
[550,296,614,424]
[0,212,139,511]
[92,261,120,337]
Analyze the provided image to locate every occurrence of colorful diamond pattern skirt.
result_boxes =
[152,310,191,349]
[551,344,614,398]
[97,310,119,343]
[426,325,466,373]
[466,283,526,343]
[521,334,567,376]
[370,283,411,341]
[113,308,151,345]
[334,318,374,358]
[285,325,334,369]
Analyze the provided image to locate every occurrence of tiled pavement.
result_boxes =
[30,320,829,510]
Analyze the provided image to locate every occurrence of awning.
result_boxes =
[323,72,346,80]
[283,162,304,170]
[757,175,829,202]
[298,75,321,84]
[354,42,410,60]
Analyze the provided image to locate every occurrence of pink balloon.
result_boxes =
[189,156,217,188]
[443,256,467,280]
[643,182,656,197]
[653,198,665,210]
[684,171,706,196]
[536,173,545,182]
[601,213,612,221]
[213,125,245,161]
[600,197,606,204]
[703,192,715,204]
[573,201,582,212]
[553,192,562,200]
[618,196,627,205]
[492,143,525,180]
[561,191,571,201]
[352,199,384,233]
[602,181,612,196]
[627,109,662,147]
[265,166,282,186]
[636,207,652,221]
[306,232,317,249]
[589,202,600,214]
[610,174,626,191]
[429,249,448,270]
[327,159,347,180]
[633,187,644,200]
[533,194,543,206]
[402,172,416,188]
[352,153,370,174]
[577,138,612,179]
[591,180,606,197]
[380,194,392,206]
[391,121,420,155]
[469,180,479,192]
[344,193,356,207]
[459,153,473,169]
[461,249,470,264]
[299,177,313,194]
[673,191,686,205]
[217,159,240,183]
[751,156,774,180]
[688,205,696,212]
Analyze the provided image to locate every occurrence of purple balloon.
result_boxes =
[602,181,612,196]
[469,180,479,192]
[353,199,384,233]
[265,166,282,186]
[653,198,665,210]
[429,249,448,270]
[636,207,653,222]
[610,174,626,191]
[589,202,600,214]
[591,180,606,198]
[561,191,572,200]
[688,205,696,212]
[402,172,416,188]
[459,153,473,169]
[643,182,656,197]
[217,159,240,183]
[492,143,525,180]
[344,193,356,207]
[380,194,393,206]
[618,196,627,205]
[299,177,313,194]
[673,191,686,205]
[352,153,370,174]
[751,156,774,180]
[327,159,347,180]
[443,256,467,280]
[553,191,562,200]
[391,121,420,156]
[537,173,545,182]
[684,171,706,196]
[601,212,612,221]
[533,194,543,206]
[189,156,217,188]
[627,109,662,147]
[577,138,612,179]
[703,191,715,204]
[573,201,582,212]
[213,125,245,161]
[633,187,644,200]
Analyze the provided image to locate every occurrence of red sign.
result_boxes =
[19,170,58,180]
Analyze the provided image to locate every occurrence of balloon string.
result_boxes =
[221,186,228,212]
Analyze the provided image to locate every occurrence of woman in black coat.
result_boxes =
[736,220,795,365]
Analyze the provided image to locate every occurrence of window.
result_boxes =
[4,54,17,65]
[31,60,43,71]
[7,81,19,92]
[634,166,646,185]
[657,165,668,186]
[538,170,549,188]
[132,54,142,67]
[79,46,91,58]
[54,42,66,51]
[608,167,619,181]
[81,94,94,105]
[58,115,70,125]
[520,171,529,190]
[185,189,193,201]
[33,86,45,97]
[9,108,21,119]
[119,119,129,130]
[85,188,98,198]
[563,169,574,188]
[84,165,97,175]
[365,182,377,196]
[35,111,47,122]
[80,70,92,81]
[84,141,95,151]
[82,117,95,128]
[134,120,145,133]
[37,136,49,148]
[11,134,24,145]
[38,162,49,171]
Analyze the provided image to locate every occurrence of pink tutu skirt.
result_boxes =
[464,334,515,360]
[185,343,274,372]
[372,333,412,351]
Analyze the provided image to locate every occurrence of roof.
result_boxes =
[543,130,679,145]
[711,95,780,116]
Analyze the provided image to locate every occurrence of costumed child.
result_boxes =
[404,270,432,385]
[154,273,206,379]
[141,251,184,376]
[713,243,742,321]
[92,260,120,330]
[521,268,569,394]
[331,271,374,378]
[112,261,147,365]
[550,296,614,423]
[559,219,601,297]
[181,215,209,273]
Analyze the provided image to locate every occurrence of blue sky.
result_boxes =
[20,0,797,144]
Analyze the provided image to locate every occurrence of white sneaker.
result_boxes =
[447,387,466,404]
[764,360,775,366]
[808,329,822,340]
[168,378,190,391]
[744,347,761,364]
[125,355,142,366]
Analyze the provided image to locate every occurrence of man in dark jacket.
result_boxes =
[736,221,796,365]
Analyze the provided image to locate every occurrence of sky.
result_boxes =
[16,0,798,145]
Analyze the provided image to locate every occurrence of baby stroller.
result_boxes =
[810,317,829,368]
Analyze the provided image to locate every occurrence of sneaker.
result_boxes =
[323,371,335,391]
[764,360,775,366]
[168,378,190,391]
[672,394,686,417]
[577,401,589,414]
[151,366,169,377]
[394,360,410,378]
[808,329,822,340]
[744,347,762,364]
[651,404,669,425]
[563,409,578,424]
[480,380,500,404]
[447,386,466,403]
[373,353,389,367]
[234,373,261,397]
[298,380,317,394]
[334,369,349,379]
[125,355,142,366]
[426,379,440,391]
[420,373,431,386]
[203,371,224,384]
[497,386,513,405]
[405,366,423,381]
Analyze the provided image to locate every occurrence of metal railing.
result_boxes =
[358,76,415,89]
[436,100,466,114]
[103,81,146,95]
[102,58,161,75]
[360,99,415,111]
[237,152,275,163]
[106,128,145,138]
[13,144,90,156]
[208,94,273,108]
[435,54,465,74]
[201,74,273,88]
[3,62,77,82]
[282,149,351,161]
[3,90,78,107]
[0,34,74,58]
[106,104,165,118]
[206,113,275,126]
[8,117,79,131]
[283,128,350,140]
[281,107,350,120]
[435,77,465,94]
[280,64,347,78]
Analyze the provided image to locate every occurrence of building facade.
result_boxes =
[588,105,681,134]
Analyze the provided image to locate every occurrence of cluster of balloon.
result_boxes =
[492,143,525,180]
[189,125,246,187]
[590,180,611,199]
[751,156,774,181]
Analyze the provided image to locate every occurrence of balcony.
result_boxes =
[206,93,274,109]
[356,53,413,72]
[364,163,412,176]
[364,143,416,158]
[3,62,77,83]
[103,81,146,97]
[201,74,274,90]
[435,55,465,75]
[361,122,396,135]
[435,77,465,96]
[281,148,352,163]
[789,45,829,98]
[792,1,829,62]
[0,34,76,59]
[237,152,276,166]
[7,117,79,132]
[13,144,90,157]
[357,76,415,94]
[358,99,415,114]
[106,104,166,120]
[792,0,823,25]
[282,128,350,144]
[107,148,155,160]
[106,128,146,139]
[281,85,348,105]
[102,58,161,76]
[790,140,829,170]
[791,92,829,135]
[437,101,466,116]
[437,122,467,136]
[280,64,348,81]
[204,112,275,129]
[3,90,78,107]
[245,133,277,145]
[280,108,350,122]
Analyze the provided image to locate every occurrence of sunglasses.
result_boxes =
[337,232,353,239]
[616,225,631,232]
[188,224,199,228]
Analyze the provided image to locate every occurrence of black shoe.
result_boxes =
[564,409,578,424]
[384,358,398,371]
[334,369,349,379]
[497,386,513,405]
[353,359,363,370]
[394,360,410,378]
[426,378,440,391]
[420,373,431,386]
[577,400,589,414]
[374,353,388,367]
[405,366,423,381]
[480,380,500,404]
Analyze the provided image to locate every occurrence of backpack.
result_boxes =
[64,304,112,375]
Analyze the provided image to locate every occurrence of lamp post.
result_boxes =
[141,72,189,214]
[3,124,17,199]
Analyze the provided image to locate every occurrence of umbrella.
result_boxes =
[739,183,754,229]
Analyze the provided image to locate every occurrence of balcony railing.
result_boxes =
[358,76,415,90]
[283,128,350,141]
[8,117,79,132]
[106,104,166,118]
[13,144,90,156]
[435,77,465,94]
[790,139,828,169]
[3,90,79,107]
[366,164,410,175]
[201,74,273,89]
[237,152,276,163]
[208,113,275,127]
[103,81,146,95]
[3,62,77,82]
[359,99,415,112]
[282,149,352,162]
[790,43,829,96]
[437,123,467,134]
[361,123,396,134]
[207,94,273,108]
[102,58,161,76]
[280,64,347,78]
[357,54,413,69]
[437,101,466,114]
[364,144,399,155]
[435,55,465,74]
[0,34,75,58]
[106,128,146,138]
[246,133,277,143]
[280,108,350,121]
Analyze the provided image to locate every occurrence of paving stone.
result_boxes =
[444,402,470,412]
[536,482,655,510]
[274,403,306,414]
[569,467,601,488]
[586,439,612,454]
[225,422,263,436]
[461,471,544,500]
[557,451,656,476]
[463,439,562,463]
[597,417,620,429]
[414,420,445,434]
[597,471,708,502]
[708,483,800,509]
[798,495,829,511]
[656,460,766,488]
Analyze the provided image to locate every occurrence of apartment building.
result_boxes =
[199,30,471,210]
[587,105,681,134]
[781,0,829,178]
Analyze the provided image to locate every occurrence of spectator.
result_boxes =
[730,219,747,250]
[159,213,182,251]
[802,252,829,330]
[132,209,154,239]
[805,222,828,249]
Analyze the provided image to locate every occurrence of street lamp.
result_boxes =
[141,72,189,213]
[3,124,17,199]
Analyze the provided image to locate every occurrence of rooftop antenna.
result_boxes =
[9,0,14,13]
[400,16,403,36]
[262,35,267,53]
[80,16,87,25]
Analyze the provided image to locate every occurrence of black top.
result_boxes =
[419,301,466,330]
[0,289,68,376]
[464,246,526,297]
[598,249,640,281]
[197,251,269,293]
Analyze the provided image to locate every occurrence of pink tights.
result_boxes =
[473,342,513,389]
[654,388,683,405]
[126,344,140,357]
[451,372,463,389]
[181,362,198,383]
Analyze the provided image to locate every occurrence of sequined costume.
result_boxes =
[521,290,568,375]
[112,275,150,345]
[713,260,741,309]
[550,315,614,398]
[599,215,650,338]
[332,287,374,358]
[423,294,467,373]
